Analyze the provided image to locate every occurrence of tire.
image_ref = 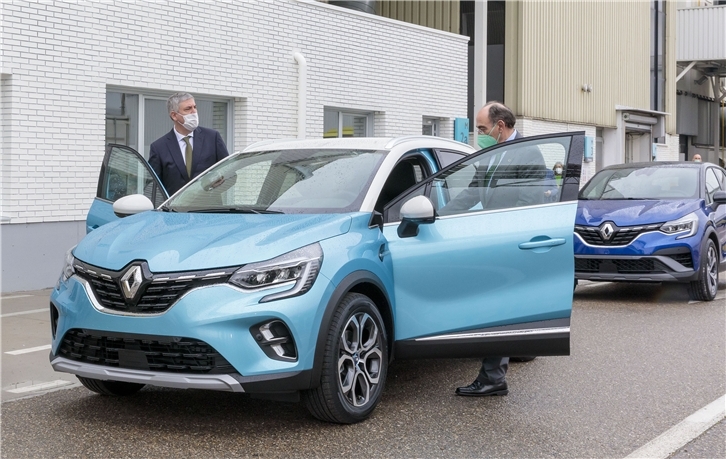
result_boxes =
[77,376,145,396]
[688,239,719,301]
[303,293,388,424]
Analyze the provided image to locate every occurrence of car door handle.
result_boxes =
[518,238,566,250]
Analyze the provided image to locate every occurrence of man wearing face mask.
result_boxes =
[149,92,229,195]
[441,101,545,397]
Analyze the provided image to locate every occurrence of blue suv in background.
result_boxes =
[575,162,726,301]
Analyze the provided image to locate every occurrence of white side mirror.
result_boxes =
[398,195,435,238]
[113,194,154,218]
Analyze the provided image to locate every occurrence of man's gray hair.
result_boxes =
[167,92,194,115]
[485,101,516,129]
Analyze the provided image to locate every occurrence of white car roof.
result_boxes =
[242,136,476,153]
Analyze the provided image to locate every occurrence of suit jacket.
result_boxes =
[441,131,547,214]
[148,126,230,196]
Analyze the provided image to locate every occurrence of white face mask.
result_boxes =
[554,167,563,175]
[177,112,199,131]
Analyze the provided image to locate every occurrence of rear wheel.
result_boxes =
[77,376,145,396]
[687,239,719,301]
[303,293,388,424]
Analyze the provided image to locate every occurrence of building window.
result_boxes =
[105,90,232,158]
[422,117,439,136]
[323,109,372,138]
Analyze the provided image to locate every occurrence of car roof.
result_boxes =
[241,136,476,153]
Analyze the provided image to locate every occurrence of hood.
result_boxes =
[74,211,353,272]
[576,199,701,226]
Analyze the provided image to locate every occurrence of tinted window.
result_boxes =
[101,146,165,207]
[580,167,699,200]
[705,168,720,203]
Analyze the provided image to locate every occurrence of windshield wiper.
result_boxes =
[158,205,176,212]
[186,207,284,214]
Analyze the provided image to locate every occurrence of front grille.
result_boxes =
[575,258,670,274]
[666,253,693,268]
[74,261,236,314]
[575,223,662,246]
[58,329,234,374]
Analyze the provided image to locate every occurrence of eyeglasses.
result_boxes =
[476,125,491,135]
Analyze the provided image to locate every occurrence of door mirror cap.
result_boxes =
[398,195,435,238]
[113,194,154,218]
[713,190,726,208]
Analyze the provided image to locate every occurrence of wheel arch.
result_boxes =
[310,270,394,388]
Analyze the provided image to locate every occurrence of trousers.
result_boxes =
[477,357,509,384]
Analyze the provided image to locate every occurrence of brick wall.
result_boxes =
[0,0,469,225]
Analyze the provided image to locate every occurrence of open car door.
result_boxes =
[86,144,168,233]
[382,132,584,359]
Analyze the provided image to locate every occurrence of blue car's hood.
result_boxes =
[74,212,353,271]
[576,199,701,226]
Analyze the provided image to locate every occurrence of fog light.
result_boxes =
[251,320,297,361]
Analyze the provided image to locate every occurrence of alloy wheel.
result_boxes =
[338,312,383,408]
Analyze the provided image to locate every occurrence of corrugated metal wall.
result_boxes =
[378,0,460,34]
[505,1,652,128]
[677,6,726,61]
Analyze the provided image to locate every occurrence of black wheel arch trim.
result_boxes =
[309,270,394,388]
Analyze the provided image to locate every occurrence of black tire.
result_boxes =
[688,239,719,301]
[77,376,145,396]
[303,293,388,424]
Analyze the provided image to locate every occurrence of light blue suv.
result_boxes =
[51,133,583,423]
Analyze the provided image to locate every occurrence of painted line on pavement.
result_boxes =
[624,394,726,459]
[0,308,47,318]
[5,344,52,355]
[5,380,75,394]
[0,294,33,300]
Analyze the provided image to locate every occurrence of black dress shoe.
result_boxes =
[455,380,508,397]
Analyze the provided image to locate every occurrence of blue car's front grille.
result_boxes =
[58,329,235,374]
[575,223,662,246]
[74,260,236,314]
[575,258,670,274]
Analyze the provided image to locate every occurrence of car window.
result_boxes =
[166,148,387,214]
[705,168,721,204]
[383,136,571,222]
[580,166,699,200]
[374,154,430,213]
[100,145,166,207]
[434,149,468,169]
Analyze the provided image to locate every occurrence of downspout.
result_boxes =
[293,51,307,139]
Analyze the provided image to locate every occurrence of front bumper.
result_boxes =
[50,271,335,393]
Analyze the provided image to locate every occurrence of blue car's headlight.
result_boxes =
[229,243,323,303]
[660,212,698,239]
[58,246,77,284]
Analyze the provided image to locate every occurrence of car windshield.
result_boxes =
[579,166,699,200]
[164,148,387,213]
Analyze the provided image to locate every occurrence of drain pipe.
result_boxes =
[293,51,307,139]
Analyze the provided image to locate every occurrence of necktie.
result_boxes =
[484,151,504,188]
[182,136,193,177]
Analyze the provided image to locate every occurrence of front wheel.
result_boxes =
[77,376,145,396]
[687,239,719,301]
[303,293,388,424]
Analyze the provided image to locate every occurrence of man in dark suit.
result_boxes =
[442,102,546,397]
[149,92,229,195]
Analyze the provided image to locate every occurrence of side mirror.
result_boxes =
[397,195,435,238]
[713,190,726,209]
[113,194,154,218]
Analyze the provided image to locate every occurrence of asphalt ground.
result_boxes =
[1,280,724,458]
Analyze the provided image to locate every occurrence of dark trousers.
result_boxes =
[477,357,509,384]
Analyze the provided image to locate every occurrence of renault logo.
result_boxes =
[120,265,143,300]
[599,222,615,241]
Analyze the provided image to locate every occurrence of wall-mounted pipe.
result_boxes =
[293,51,307,139]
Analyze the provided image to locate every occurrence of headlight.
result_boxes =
[58,246,77,284]
[229,243,323,303]
[660,212,698,239]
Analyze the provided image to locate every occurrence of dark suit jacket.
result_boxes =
[440,131,547,214]
[148,126,229,195]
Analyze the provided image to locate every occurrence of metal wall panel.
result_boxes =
[379,0,460,33]
[677,6,726,61]
[506,1,651,127]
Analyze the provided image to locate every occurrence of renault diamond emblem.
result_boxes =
[599,222,615,241]
[120,265,143,300]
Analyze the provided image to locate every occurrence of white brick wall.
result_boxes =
[0,0,469,224]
